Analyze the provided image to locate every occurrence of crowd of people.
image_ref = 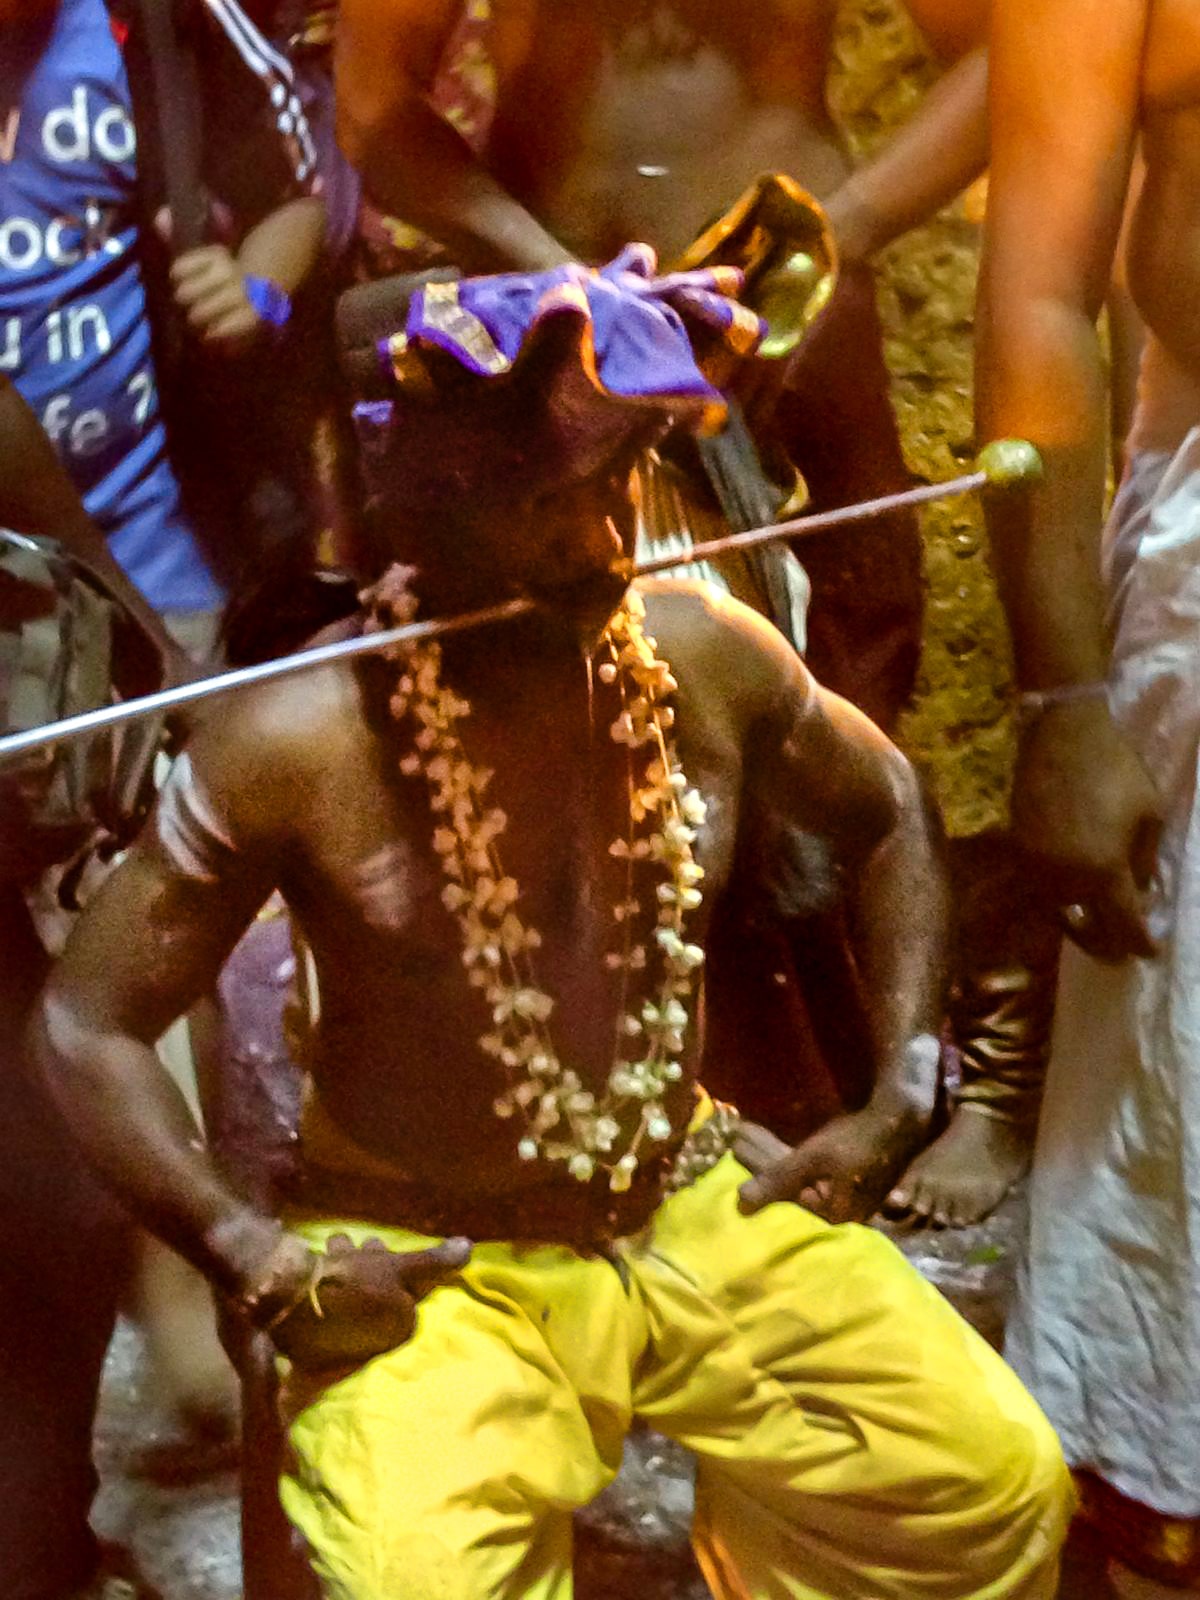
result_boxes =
[0,1,1196,1597]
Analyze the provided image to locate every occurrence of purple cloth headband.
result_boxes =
[379,244,765,431]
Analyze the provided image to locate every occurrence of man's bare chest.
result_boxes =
[291,715,730,950]
[280,731,734,1143]
[492,4,754,152]
[486,0,837,257]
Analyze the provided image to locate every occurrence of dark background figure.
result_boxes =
[0,1,326,1592]
[0,378,157,1600]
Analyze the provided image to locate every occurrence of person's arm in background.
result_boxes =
[0,374,188,676]
[166,2,330,355]
[825,45,989,264]
[822,1,1145,479]
[822,0,989,263]
[977,0,1160,961]
[334,0,571,273]
[169,195,327,354]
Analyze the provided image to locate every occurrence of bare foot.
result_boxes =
[885,1104,1033,1227]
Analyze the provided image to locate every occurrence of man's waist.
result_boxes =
[287,1087,741,1250]
[281,1161,671,1249]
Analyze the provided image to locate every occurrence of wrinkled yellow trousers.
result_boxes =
[281,1153,1072,1599]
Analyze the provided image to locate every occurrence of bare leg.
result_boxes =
[128,1009,237,1459]
[888,832,1060,1227]
[131,1231,237,1443]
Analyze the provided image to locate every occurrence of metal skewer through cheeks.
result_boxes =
[0,441,1040,764]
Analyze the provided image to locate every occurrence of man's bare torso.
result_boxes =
[207,588,794,1194]
[441,0,847,262]
[1112,1,1200,442]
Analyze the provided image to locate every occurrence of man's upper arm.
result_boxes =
[336,0,461,138]
[49,706,289,1045]
[749,636,911,866]
[987,0,1144,315]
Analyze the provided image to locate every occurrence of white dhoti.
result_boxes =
[1006,430,1200,1514]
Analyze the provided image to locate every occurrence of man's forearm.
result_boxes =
[336,91,571,274]
[34,998,278,1297]
[826,47,989,263]
[0,375,178,662]
[849,767,949,1117]
[236,195,327,295]
[976,297,1112,689]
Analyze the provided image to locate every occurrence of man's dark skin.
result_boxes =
[35,420,947,1363]
[334,0,977,273]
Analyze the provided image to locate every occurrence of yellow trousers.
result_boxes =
[281,1154,1072,1599]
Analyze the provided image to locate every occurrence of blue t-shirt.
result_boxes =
[0,0,223,612]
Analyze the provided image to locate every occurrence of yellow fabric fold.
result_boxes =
[281,1152,1072,1600]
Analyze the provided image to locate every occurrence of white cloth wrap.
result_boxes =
[632,453,810,650]
[1006,427,1200,1514]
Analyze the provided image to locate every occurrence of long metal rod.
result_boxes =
[0,466,989,763]
[636,469,986,576]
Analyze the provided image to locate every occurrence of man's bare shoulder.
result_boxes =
[188,660,366,800]
[639,577,814,724]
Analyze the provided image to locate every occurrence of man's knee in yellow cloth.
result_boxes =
[277,1202,1075,1600]
[853,1230,1075,1595]
[963,1405,1075,1597]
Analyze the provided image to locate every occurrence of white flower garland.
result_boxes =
[379,587,707,1192]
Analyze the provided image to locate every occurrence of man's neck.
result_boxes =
[438,605,616,713]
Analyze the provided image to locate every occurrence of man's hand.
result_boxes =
[1013,696,1162,962]
[268,1233,472,1370]
[736,1103,926,1225]
[170,246,269,353]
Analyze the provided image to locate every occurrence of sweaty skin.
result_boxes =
[978,0,1200,962]
[35,459,948,1362]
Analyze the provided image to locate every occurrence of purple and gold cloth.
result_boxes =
[355,247,765,510]
[382,245,764,432]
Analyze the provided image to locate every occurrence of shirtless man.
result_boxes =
[34,263,1071,1598]
[977,0,1200,1582]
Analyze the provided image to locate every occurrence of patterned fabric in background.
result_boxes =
[350,0,497,278]
[201,0,318,188]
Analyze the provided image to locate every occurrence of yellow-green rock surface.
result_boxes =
[831,0,1015,837]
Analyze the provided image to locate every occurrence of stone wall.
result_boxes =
[830,0,1016,838]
